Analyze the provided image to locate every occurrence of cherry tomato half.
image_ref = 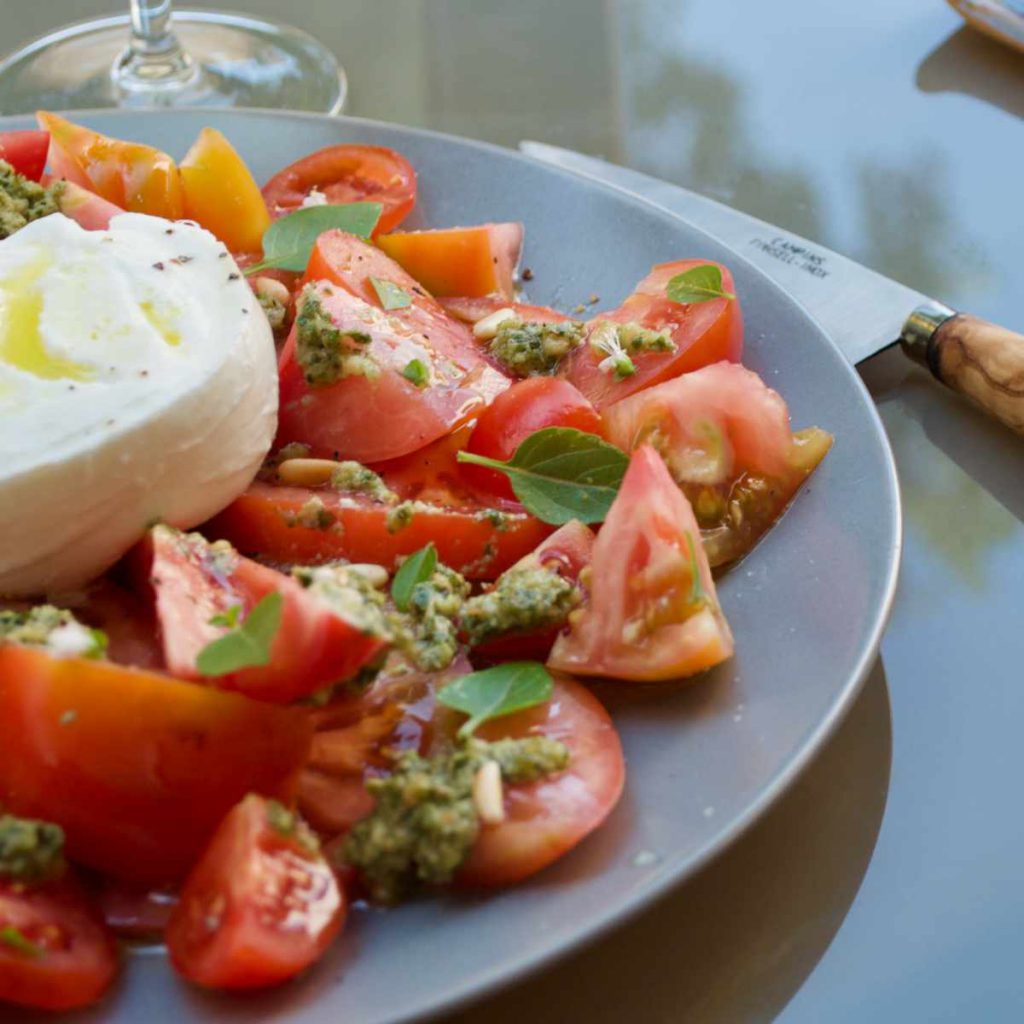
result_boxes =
[262,144,416,235]
[167,795,344,990]
[0,873,118,1011]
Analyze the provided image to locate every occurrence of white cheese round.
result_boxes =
[0,213,278,596]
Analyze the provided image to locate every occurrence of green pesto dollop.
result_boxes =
[588,319,676,380]
[341,735,569,903]
[295,287,379,387]
[0,605,107,659]
[385,500,420,534]
[330,461,397,504]
[0,814,65,883]
[389,564,471,672]
[488,318,585,377]
[294,495,335,530]
[459,565,580,647]
[0,162,62,240]
[293,563,391,640]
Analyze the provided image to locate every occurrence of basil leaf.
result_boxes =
[665,264,735,304]
[245,203,383,275]
[391,543,437,611]
[196,592,283,676]
[370,276,412,310]
[457,427,628,525]
[437,661,554,738]
[402,358,429,388]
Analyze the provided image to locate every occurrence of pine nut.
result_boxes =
[277,458,337,487]
[472,760,505,825]
[472,307,517,341]
[252,276,290,306]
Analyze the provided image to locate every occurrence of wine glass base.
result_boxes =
[0,10,346,114]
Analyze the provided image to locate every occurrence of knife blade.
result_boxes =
[520,140,1024,436]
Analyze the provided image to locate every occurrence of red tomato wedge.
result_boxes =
[564,259,743,409]
[0,129,49,181]
[454,673,624,887]
[461,377,603,501]
[141,526,386,702]
[548,446,734,681]
[205,480,552,581]
[277,281,506,462]
[301,665,624,888]
[377,223,523,299]
[440,295,574,326]
[303,227,506,382]
[37,111,184,218]
[261,144,416,235]
[0,873,118,1011]
[470,519,595,663]
[0,645,312,884]
[602,361,833,566]
[166,795,344,990]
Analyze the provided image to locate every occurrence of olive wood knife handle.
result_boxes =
[901,307,1024,436]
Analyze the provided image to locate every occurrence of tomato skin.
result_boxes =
[0,874,118,1011]
[0,646,312,885]
[564,260,743,410]
[548,446,734,682]
[37,111,184,218]
[205,480,552,581]
[262,144,416,235]
[167,795,344,990]
[462,377,604,500]
[142,527,387,702]
[602,361,833,566]
[179,127,270,254]
[0,129,49,181]
[377,223,523,299]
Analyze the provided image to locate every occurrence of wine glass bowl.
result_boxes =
[0,9,346,114]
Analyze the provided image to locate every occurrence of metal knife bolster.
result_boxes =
[899,301,957,374]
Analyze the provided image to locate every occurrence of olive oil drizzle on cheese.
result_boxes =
[0,251,93,382]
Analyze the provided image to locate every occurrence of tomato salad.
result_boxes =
[0,114,832,1008]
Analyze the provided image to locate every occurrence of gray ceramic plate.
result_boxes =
[0,110,900,1024]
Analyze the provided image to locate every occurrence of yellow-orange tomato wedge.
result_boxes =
[377,223,523,299]
[38,111,184,219]
[179,127,271,253]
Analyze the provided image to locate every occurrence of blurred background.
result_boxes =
[6,0,1022,332]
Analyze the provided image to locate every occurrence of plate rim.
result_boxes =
[0,107,903,1023]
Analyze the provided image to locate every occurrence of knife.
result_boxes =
[520,141,1024,436]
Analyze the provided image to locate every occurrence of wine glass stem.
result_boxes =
[114,0,196,91]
